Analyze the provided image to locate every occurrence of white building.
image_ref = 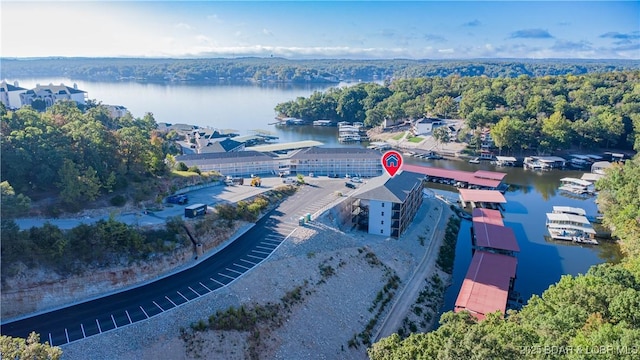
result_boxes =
[103,104,129,119]
[20,83,87,108]
[351,171,424,238]
[0,81,27,109]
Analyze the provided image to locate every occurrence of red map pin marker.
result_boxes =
[382,150,403,177]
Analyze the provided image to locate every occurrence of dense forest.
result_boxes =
[369,155,640,359]
[276,71,640,153]
[1,57,639,84]
[0,101,179,212]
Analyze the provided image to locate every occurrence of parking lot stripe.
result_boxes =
[165,296,177,307]
[234,262,251,270]
[153,301,164,311]
[96,319,102,333]
[65,328,69,343]
[240,258,256,266]
[226,267,243,275]
[49,333,53,345]
[125,310,132,324]
[200,282,212,292]
[256,245,275,251]
[218,272,236,281]
[177,291,189,301]
[140,306,149,318]
[81,323,86,338]
[210,277,225,286]
[111,314,117,328]
[252,249,270,255]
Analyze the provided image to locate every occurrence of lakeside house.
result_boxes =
[0,81,27,109]
[19,83,87,108]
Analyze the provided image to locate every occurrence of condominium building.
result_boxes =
[351,171,424,238]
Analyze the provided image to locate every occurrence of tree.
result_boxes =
[491,116,526,154]
[433,95,456,119]
[541,111,573,151]
[0,332,62,360]
[432,126,450,149]
[0,181,31,218]
[57,159,102,209]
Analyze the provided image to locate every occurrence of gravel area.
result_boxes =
[59,198,448,360]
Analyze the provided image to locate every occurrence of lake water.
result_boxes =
[14,78,621,315]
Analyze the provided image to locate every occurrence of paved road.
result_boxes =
[373,203,447,341]
[1,177,353,346]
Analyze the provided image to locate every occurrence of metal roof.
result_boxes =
[176,150,274,164]
[290,146,381,160]
[495,156,517,162]
[353,171,423,203]
[552,206,586,216]
[473,222,520,252]
[246,140,323,152]
[472,208,504,226]
[403,164,505,188]
[458,189,507,203]
[454,251,517,320]
[560,177,592,187]
[546,213,591,225]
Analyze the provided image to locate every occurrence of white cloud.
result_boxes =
[174,23,193,31]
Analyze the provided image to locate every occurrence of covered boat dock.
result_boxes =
[403,164,506,190]
[454,251,518,320]
[458,189,507,209]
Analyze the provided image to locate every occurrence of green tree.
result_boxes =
[490,116,526,154]
[0,181,31,218]
[0,332,62,360]
[432,126,450,149]
[433,95,456,119]
[541,111,573,152]
[57,159,101,209]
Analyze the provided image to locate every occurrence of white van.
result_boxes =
[283,177,296,185]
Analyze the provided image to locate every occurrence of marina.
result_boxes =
[558,177,595,195]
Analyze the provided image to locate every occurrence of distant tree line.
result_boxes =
[276,71,640,153]
[2,57,638,84]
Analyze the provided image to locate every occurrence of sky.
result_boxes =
[1,1,639,60]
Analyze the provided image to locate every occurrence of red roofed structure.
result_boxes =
[472,208,504,226]
[454,251,518,320]
[458,189,507,205]
[472,222,520,254]
[403,164,505,189]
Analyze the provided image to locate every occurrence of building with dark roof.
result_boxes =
[20,83,87,109]
[289,147,383,178]
[176,151,276,176]
[200,138,245,153]
[0,81,27,109]
[351,171,424,238]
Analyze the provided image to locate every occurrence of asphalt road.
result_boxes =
[0,177,353,346]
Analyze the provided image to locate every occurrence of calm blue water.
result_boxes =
[13,78,621,314]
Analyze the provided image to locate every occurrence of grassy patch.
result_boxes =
[392,132,406,141]
[407,136,424,143]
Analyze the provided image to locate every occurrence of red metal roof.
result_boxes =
[454,251,518,320]
[458,189,507,203]
[473,170,507,181]
[472,208,504,226]
[473,222,520,252]
[403,164,504,188]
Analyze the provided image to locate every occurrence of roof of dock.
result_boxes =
[246,140,323,152]
[403,164,505,188]
[472,208,504,226]
[473,222,520,252]
[454,251,518,321]
[459,189,507,204]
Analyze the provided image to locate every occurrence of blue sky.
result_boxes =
[2,1,638,59]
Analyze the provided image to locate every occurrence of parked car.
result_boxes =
[351,177,363,183]
[345,182,357,189]
[167,194,188,204]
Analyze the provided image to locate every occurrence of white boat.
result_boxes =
[313,119,333,126]
[546,207,597,244]
[339,134,361,142]
[469,157,480,164]
[558,177,594,195]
